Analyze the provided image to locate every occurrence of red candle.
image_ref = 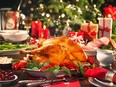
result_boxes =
[38,28,50,39]
[31,21,42,38]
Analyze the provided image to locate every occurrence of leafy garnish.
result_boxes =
[43,65,60,79]
[31,67,39,70]
[44,65,60,72]
[43,62,50,67]
[80,66,84,75]
[22,59,92,79]
[52,69,60,79]
[11,59,20,64]
[26,60,41,69]
[61,66,71,77]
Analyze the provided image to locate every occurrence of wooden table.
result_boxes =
[0,54,115,87]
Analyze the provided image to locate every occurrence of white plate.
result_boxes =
[0,30,28,42]
[24,68,78,79]
[0,75,18,84]
[0,49,20,55]
[88,77,116,87]
[24,68,51,77]
[94,78,115,87]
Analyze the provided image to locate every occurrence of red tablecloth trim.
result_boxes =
[46,80,80,87]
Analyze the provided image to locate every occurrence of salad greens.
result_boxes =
[0,43,27,50]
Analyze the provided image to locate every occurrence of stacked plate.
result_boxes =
[89,77,115,87]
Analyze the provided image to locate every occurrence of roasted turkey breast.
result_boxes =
[28,36,87,65]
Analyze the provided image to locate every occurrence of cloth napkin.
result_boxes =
[46,80,80,87]
[84,67,116,83]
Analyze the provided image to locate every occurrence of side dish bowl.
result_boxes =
[0,30,28,42]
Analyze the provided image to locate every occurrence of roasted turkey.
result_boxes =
[23,36,87,65]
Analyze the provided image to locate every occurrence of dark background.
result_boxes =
[0,0,115,11]
[0,0,20,10]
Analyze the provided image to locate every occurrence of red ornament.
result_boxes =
[103,5,116,21]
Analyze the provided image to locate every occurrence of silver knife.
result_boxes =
[27,76,83,87]
[18,79,45,86]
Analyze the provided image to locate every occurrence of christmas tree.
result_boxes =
[21,0,104,30]
[20,0,116,40]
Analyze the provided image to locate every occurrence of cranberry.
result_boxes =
[1,70,5,73]
[0,70,15,81]
[4,71,8,75]
[5,78,8,80]
[9,72,13,75]
[9,76,15,80]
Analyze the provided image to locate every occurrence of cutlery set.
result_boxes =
[18,76,82,87]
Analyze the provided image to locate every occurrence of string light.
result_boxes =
[61,14,65,18]
[67,4,72,8]
[40,4,44,9]
[85,5,89,11]
[41,13,45,16]
[76,0,79,2]
[30,8,34,11]
[21,0,104,29]
[30,13,33,17]
[60,0,63,2]
[78,8,82,14]
[46,14,50,17]
[20,13,26,19]
[28,0,32,4]
[22,4,26,8]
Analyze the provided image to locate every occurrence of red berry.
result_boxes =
[5,75,8,78]
[87,57,95,65]
[37,43,41,48]
[83,66,90,72]
[31,47,35,50]
[0,70,15,81]
[0,78,2,81]
[5,78,8,80]
[9,72,13,75]
[30,39,37,44]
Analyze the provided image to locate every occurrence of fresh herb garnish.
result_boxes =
[26,60,42,70]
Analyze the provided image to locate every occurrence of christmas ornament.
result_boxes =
[103,5,116,21]
[63,25,72,37]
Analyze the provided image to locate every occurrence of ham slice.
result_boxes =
[99,37,110,46]
[82,37,110,51]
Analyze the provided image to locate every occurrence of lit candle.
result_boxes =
[31,21,42,38]
[38,25,50,39]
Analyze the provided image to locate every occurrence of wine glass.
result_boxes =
[23,16,32,35]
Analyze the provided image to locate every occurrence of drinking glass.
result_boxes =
[23,16,32,35]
